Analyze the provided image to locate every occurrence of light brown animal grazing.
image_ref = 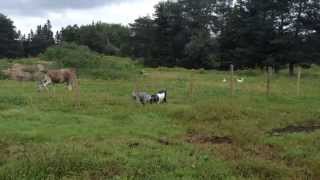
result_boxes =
[38,68,77,91]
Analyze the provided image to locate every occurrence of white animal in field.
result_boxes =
[150,90,167,104]
[237,78,244,83]
[222,78,227,83]
[156,90,167,104]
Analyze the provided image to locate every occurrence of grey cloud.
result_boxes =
[1,0,133,16]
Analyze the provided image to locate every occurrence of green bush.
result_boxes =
[0,73,7,80]
[0,60,10,80]
[41,43,141,80]
[41,42,100,68]
[0,59,10,70]
[80,56,141,80]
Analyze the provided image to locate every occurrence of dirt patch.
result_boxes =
[269,124,320,135]
[157,137,176,146]
[158,138,170,145]
[128,142,140,148]
[186,132,232,145]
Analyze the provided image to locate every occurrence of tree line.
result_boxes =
[0,15,55,59]
[130,0,320,75]
[1,0,319,74]
[0,14,131,59]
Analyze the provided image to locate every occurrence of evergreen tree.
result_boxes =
[153,1,189,67]
[129,16,156,64]
[178,0,218,68]
[128,0,320,70]
[28,20,55,56]
[0,13,23,58]
[59,23,129,56]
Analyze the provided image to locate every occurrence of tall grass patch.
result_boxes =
[0,144,124,179]
[80,56,141,80]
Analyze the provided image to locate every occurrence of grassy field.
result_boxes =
[0,58,320,179]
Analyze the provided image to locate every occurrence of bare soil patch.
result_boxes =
[186,132,232,145]
[269,123,320,135]
[158,138,171,145]
[128,142,140,148]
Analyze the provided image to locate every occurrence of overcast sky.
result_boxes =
[2,0,162,34]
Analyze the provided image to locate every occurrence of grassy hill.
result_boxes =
[0,57,319,179]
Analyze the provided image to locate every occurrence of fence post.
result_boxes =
[75,84,81,108]
[297,66,301,96]
[266,66,272,96]
[230,64,234,96]
[134,81,139,93]
[188,72,195,98]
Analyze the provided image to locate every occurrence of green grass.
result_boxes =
[0,58,319,179]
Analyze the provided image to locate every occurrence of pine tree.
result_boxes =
[28,20,55,56]
[0,13,23,58]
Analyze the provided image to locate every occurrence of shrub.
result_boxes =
[41,43,141,80]
[41,42,100,68]
[0,73,6,80]
[80,56,141,80]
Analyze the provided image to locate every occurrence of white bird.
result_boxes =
[222,78,227,83]
[237,78,244,83]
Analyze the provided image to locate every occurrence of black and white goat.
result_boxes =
[150,90,167,104]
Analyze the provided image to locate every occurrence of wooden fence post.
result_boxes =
[134,74,144,93]
[188,72,195,98]
[296,66,301,96]
[230,64,234,96]
[134,81,139,93]
[266,66,272,96]
[71,78,81,108]
[75,85,81,108]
